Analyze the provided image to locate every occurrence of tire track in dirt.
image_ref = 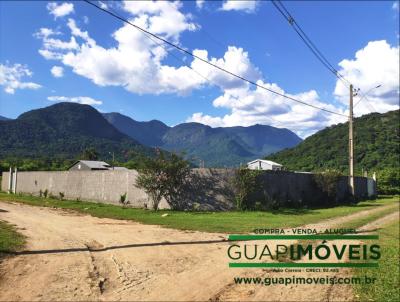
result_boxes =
[0,201,398,301]
[210,206,399,302]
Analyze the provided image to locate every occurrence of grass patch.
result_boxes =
[0,192,398,233]
[335,203,399,230]
[353,220,400,301]
[0,220,25,255]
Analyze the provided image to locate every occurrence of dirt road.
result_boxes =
[0,201,398,301]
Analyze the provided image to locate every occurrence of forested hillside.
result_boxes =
[104,113,302,167]
[0,103,154,168]
[267,110,399,173]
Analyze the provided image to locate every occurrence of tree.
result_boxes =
[135,151,191,210]
[377,168,400,194]
[233,167,263,210]
[313,170,343,203]
[81,148,99,160]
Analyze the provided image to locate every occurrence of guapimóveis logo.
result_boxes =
[227,233,380,269]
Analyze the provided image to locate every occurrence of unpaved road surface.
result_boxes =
[0,201,398,301]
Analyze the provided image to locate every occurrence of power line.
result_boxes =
[271,0,351,88]
[354,85,381,111]
[83,2,285,126]
[83,0,347,117]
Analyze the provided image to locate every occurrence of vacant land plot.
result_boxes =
[0,195,398,301]
[0,200,396,301]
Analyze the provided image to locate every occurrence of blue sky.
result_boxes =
[0,1,399,137]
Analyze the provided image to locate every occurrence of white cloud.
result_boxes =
[34,27,60,39]
[35,2,204,95]
[36,3,397,138]
[392,2,399,11]
[98,1,108,9]
[123,1,198,40]
[196,0,205,9]
[34,3,345,137]
[47,96,102,105]
[50,66,64,78]
[189,40,399,137]
[83,16,89,24]
[67,18,94,44]
[334,40,399,116]
[0,63,42,94]
[47,2,74,19]
[221,0,258,13]
[190,47,260,90]
[187,81,347,138]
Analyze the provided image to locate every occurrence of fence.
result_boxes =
[1,169,376,210]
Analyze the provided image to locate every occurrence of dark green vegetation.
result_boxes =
[354,220,399,302]
[0,220,25,254]
[268,110,399,172]
[0,103,155,169]
[0,192,397,233]
[234,168,264,210]
[103,112,169,147]
[136,151,191,210]
[0,103,301,170]
[267,110,399,192]
[104,112,302,167]
[376,167,400,194]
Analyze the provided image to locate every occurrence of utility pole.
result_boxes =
[349,84,355,196]
[109,152,115,170]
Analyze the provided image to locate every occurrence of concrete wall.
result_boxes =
[252,171,375,208]
[0,168,236,210]
[1,169,376,210]
[1,170,162,208]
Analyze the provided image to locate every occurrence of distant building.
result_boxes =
[247,159,283,171]
[69,160,128,171]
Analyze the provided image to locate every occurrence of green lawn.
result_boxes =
[0,220,25,254]
[330,202,399,230]
[353,220,400,302]
[0,192,398,233]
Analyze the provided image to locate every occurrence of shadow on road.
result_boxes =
[1,238,230,256]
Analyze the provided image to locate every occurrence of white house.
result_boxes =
[247,159,283,171]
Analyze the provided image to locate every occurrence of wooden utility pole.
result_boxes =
[349,84,355,196]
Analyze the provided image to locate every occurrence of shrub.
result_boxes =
[377,167,400,194]
[313,170,342,202]
[233,168,263,210]
[136,151,191,210]
[59,192,65,200]
[43,189,48,198]
[119,193,130,207]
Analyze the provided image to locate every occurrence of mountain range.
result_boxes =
[0,103,302,167]
[103,112,302,167]
[0,103,153,160]
[1,103,398,172]
[267,110,399,173]
[0,115,11,121]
